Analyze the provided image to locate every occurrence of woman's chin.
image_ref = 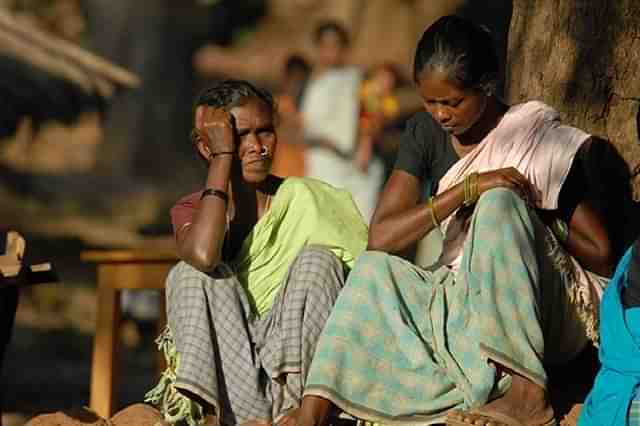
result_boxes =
[241,170,271,184]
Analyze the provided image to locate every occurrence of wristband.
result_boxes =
[209,151,234,160]
[201,188,229,203]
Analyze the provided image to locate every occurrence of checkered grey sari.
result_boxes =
[146,246,345,426]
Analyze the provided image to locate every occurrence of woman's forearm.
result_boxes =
[368,183,466,253]
[177,156,233,271]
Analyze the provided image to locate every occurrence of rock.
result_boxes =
[24,404,167,426]
[110,404,167,426]
[24,407,108,426]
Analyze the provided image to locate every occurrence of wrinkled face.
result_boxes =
[231,99,277,183]
[417,71,487,136]
[316,31,347,68]
[196,98,277,184]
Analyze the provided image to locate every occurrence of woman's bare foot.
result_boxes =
[276,407,300,426]
[448,373,554,425]
[280,396,333,426]
[240,419,272,426]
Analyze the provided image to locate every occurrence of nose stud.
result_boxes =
[260,146,270,157]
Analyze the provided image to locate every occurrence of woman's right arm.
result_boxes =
[176,155,233,272]
[176,107,236,272]
[369,168,539,255]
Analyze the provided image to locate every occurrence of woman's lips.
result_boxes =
[244,156,271,167]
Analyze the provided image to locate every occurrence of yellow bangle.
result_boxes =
[428,196,440,227]
[463,172,480,206]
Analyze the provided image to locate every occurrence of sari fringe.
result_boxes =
[545,230,600,345]
[144,325,206,426]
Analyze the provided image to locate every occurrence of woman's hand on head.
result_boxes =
[478,167,541,205]
[196,106,236,161]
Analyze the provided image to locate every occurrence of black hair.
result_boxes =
[194,79,275,113]
[284,54,311,76]
[190,80,277,156]
[413,15,499,94]
[313,20,350,47]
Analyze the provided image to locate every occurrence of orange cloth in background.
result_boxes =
[272,141,306,177]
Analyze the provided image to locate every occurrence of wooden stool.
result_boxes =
[81,248,178,419]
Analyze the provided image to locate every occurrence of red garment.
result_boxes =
[170,191,202,236]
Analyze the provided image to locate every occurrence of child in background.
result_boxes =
[272,54,312,177]
[354,63,400,173]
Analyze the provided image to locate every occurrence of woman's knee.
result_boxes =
[294,246,343,272]
[475,187,526,214]
[289,245,345,292]
[353,250,389,267]
[166,261,238,297]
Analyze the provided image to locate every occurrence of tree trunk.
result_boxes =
[507,0,640,193]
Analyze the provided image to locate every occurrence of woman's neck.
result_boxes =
[457,98,507,147]
[229,174,281,223]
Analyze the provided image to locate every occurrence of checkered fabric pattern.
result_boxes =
[166,246,344,425]
[630,399,640,426]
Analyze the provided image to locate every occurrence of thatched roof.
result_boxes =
[0,8,140,136]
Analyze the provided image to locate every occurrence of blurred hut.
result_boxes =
[0,4,140,175]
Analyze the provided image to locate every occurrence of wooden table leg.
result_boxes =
[90,266,121,419]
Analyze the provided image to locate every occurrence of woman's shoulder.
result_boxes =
[508,100,560,122]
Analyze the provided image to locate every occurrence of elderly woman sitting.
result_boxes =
[145,80,367,426]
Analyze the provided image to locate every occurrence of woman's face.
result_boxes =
[417,71,487,136]
[316,31,347,69]
[229,98,277,183]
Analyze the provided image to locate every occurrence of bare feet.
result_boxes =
[276,407,300,426]
[447,373,555,425]
[239,419,272,426]
[277,396,333,426]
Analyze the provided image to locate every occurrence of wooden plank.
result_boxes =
[94,264,174,290]
[90,267,121,419]
[81,249,178,264]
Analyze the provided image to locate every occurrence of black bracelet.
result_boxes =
[209,151,235,160]
[200,188,229,203]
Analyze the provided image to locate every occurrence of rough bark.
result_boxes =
[507,0,640,192]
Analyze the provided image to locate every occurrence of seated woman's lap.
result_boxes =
[304,188,590,415]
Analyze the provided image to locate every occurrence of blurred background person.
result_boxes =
[270,53,312,178]
[300,20,384,221]
[356,62,403,183]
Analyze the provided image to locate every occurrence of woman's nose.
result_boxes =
[245,133,262,152]
[435,106,451,123]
